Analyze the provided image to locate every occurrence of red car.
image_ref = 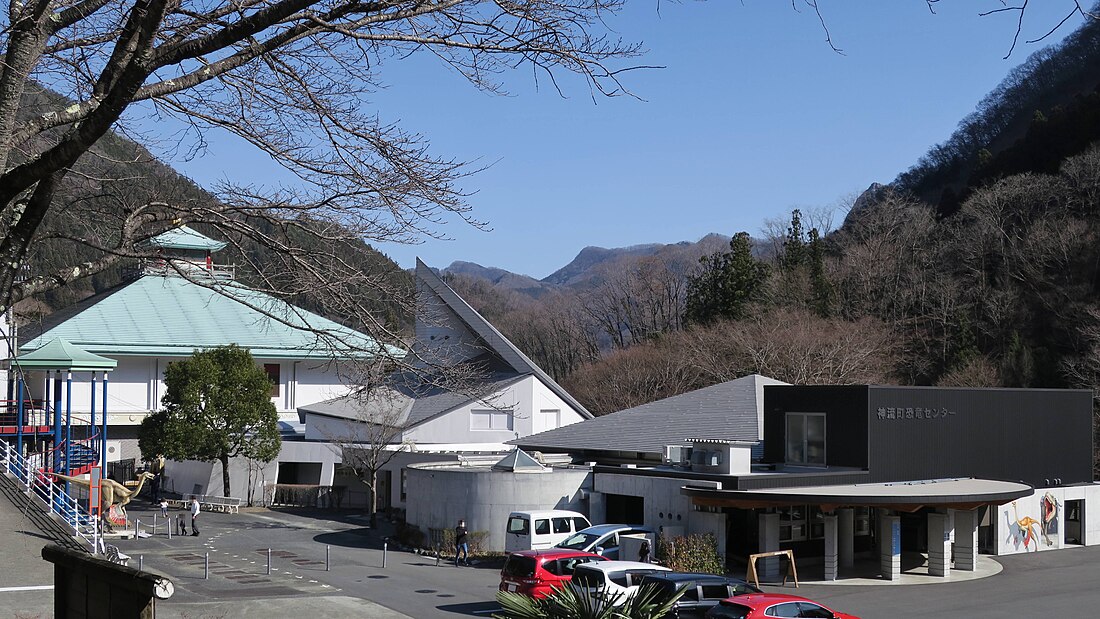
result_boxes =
[498,549,607,598]
[704,594,860,619]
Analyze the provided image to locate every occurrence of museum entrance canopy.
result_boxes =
[683,477,1033,512]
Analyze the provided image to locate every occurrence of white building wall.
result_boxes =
[405,463,592,551]
[995,484,1100,555]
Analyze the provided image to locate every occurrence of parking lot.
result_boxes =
[4,504,1100,618]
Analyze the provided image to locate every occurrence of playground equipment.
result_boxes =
[0,337,118,553]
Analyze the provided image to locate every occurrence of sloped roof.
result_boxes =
[14,338,118,371]
[415,259,591,419]
[492,448,548,473]
[143,226,227,251]
[512,374,788,456]
[297,372,524,431]
[18,275,392,359]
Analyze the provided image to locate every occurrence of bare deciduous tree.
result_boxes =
[0,0,647,357]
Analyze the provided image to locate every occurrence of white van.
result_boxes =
[504,510,591,553]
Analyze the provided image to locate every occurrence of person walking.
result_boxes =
[189,497,201,536]
[177,513,187,536]
[454,519,469,567]
[638,539,652,564]
[159,498,169,518]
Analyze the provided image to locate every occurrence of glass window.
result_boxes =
[507,516,529,535]
[571,568,602,588]
[786,413,826,466]
[542,560,561,576]
[700,584,729,599]
[264,363,280,397]
[534,519,551,535]
[400,469,407,502]
[797,603,834,618]
[501,555,536,578]
[553,517,572,534]
[766,602,802,618]
[573,516,591,531]
[608,571,630,587]
[470,409,514,431]
[681,586,700,601]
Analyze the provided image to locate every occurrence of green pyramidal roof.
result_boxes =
[144,226,227,252]
[18,276,399,360]
[15,338,118,371]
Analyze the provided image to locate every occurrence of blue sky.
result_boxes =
[164,2,1088,279]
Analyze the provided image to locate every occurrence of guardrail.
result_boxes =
[1,441,100,553]
[167,494,243,513]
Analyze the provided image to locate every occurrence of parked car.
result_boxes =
[639,573,761,618]
[505,510,592,553]
[704,594,861,619]
[554,524,655,559]
[498,549,608,599]
[570,560,671,608]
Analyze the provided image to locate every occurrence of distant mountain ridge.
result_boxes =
[442,233,732,296]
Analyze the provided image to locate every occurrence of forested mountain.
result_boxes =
[448,13,1100,478]
[14,85,412,333]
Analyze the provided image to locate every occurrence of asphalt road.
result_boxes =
[4,503,1100,618]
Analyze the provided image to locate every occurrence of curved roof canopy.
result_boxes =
[14,338,118,371]
[683,477,1034,512]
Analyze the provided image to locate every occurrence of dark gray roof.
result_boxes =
[415,259,592,419]
[297,372,523,429]
[511,374,787,456]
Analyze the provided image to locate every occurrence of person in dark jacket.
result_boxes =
[454,519,469,566]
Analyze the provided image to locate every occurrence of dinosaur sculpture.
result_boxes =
[52,471,157,528]
[1040,492,1059,546]
[1011,500,1041,551]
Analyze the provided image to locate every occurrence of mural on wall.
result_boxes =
[1007,500,1041,552]
[1041,492,1059,546]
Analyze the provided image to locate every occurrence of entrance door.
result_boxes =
[378,470,392,512]
[605,494,644,524]
[1065,500,1084,545]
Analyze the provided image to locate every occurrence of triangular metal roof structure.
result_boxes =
[142,225,227,252]
[492,448,548,473]
[414,259,592,419]
[18,275,397,360]
[14,338,118,371]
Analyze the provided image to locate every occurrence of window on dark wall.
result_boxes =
[264,363,281,397]
[785,412,826,465]
[400,469,407,502]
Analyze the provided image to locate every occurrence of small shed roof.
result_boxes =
[143,226,227,252]
[14,338,118,371]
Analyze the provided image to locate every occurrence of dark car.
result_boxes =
[640,573,761,618]
[704,593,860,619]
[498,549,607,599]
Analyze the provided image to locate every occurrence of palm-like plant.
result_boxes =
[494,582,684,619]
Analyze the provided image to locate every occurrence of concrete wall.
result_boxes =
[594,472,726,560]
[995,484,1100,555]
[405,464,592,551]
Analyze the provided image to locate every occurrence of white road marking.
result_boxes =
[0,586,54,592]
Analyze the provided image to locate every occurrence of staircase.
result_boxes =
[0,441,99,554]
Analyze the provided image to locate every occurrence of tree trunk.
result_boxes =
[369,469,378,529]
[221,453,231,497]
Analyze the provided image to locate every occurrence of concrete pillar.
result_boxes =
[758,512,780,580]
[927,512,952,577]
[588,492,606,525]
[838,508,855,569]
[879,511,900,581]
[953,508,979,571]
[823,513,839,581]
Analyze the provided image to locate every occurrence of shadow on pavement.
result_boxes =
[436,601,501,616]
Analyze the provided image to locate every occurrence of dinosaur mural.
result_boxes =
[1041,492,1059,546]
[1008,500,1041,552]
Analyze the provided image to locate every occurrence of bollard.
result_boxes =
[382,541,387,569]
[153,513,157,534]
[139,555,144,571]
[134,519,140,538]
[326,545,330,572]
[204,553,209,579]
[435,546,440,567]
[267,548,272,575]
[168,519,172,540]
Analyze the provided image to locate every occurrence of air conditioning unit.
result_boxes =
[707,452,722,466]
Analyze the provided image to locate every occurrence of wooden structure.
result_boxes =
[746,549,799,589]
[42,544,172,618]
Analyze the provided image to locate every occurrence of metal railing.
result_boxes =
[1,440,100,553]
